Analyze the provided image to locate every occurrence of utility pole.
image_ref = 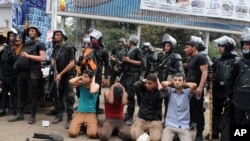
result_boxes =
[51,0,57,30]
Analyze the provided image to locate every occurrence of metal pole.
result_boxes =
[137,24,141,47]
[204,32,210,54]
[51,0,58,30]
[61,16,65,29]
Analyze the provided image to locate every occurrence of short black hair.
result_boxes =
[113,85,123,101]
[174,73,186,81]
[82,70,94,78]
[185,41,198,48]
[146,74,158,83]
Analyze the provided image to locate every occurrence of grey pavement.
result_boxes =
[0,87,220,141]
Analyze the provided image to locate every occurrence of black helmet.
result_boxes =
[240,34,250,48]
[118,38,126,45]
[89,29,102,40]
[53,29,68,40]
[7,28,18,38]
[141,42,153,51]
[190,36,206,51]
[6,28,18,44]
[162,33,177,49]
[240,34,250,57]
[89,29,103,44]
[128,35,139,46]
[27,25,41,37]
[214,35,236,52]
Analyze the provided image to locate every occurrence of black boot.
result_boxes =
[0,109,6,117]
[46,109,57,115]
[28,108,37,124]
[195,132,203,141]
[65,120,71,129]
[28,111,36,124]
[205,133,219,140]
[28,116,36,124]
[51,115,63,124]
[8,112,24,122]
[65,114,72,129]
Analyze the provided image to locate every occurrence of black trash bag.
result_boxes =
[219,101,232,141]
[33,133,64,141]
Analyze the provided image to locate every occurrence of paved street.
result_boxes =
[0,87,220,141]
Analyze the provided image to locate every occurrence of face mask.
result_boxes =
[242,49,250,54]
[91,40,99,47]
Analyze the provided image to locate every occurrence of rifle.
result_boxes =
[45,58,59,98]
[157,53,173,70]
[53,60,60,98]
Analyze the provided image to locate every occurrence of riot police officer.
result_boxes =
[0,28,18,116]
[109,38,126,85]
[8,25,46,124]
[205,35,239,140]
[141,42,157,78]
[157,33,183,82]
[120,35,143,126]
[89,29,109,115]
[50,29,76,129]
[225,31,250,141]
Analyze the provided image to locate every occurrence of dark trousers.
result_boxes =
[121,72,140,119]
[54,75,75,119]
[233,106,250,125]
[109,69,121,86]
[158,69,168,82]
[212,96,225,135]
[0,79,17,112]
[190,92,205,135]
[95,72,102,115]
[17,70,41,116]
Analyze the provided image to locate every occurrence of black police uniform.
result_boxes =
[142,50,156,78]
[157,52,183,82]
[120,47,143,121]
[92,44,109,114]
[0,44,18,116]
[109,46,123,85]
[13,40,46,120]
[210,54,237,137]
[51,43,76,122]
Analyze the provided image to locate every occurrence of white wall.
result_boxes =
[0,6,12,34]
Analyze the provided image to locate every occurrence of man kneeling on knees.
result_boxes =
[68,70,99,139]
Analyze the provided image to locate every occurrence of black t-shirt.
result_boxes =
[52,44,75,75]
[134,80,164,121]
[28,41,46,70]
[122,47,142,72]
[111,47,123,64]
[186,54,207,85]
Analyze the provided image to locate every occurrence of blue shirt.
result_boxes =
[77,85,98,113]
[165,88,193,129]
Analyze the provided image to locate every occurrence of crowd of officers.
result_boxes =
[0,25,250,141]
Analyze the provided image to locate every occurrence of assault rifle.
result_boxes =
[117,47,128,82]
[45,60,59,98]
[155,53,174,72]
